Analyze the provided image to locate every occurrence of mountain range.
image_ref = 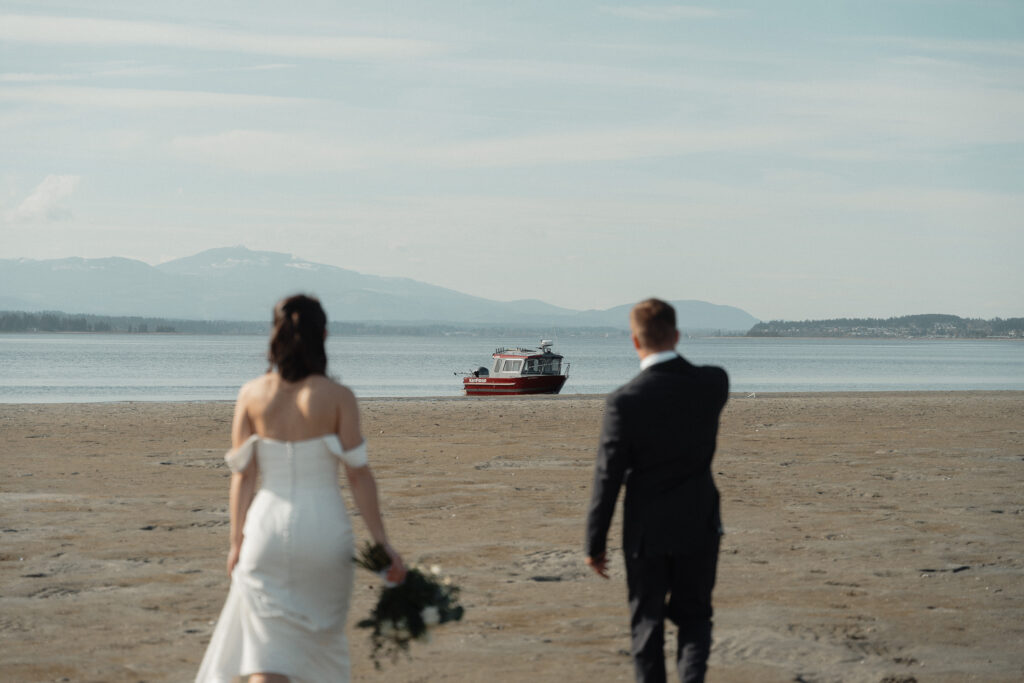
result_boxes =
[0,247,760,332]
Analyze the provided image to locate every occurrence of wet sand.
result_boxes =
[1,392,1022,682]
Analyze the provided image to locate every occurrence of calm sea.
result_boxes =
[0,334,1021,403]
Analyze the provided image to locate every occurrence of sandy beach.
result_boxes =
[1,392,1022,682]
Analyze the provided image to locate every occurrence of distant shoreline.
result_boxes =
[4,309,1022,339]
[748,313,1023,339]
[2,331,1020,342]
[4,389,1023,408]
[0,310,634,338]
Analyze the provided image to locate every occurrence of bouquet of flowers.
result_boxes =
[354,542,465,667]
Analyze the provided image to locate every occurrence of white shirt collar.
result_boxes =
[640,350,679,371]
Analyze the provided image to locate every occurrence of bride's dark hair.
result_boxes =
[268,294,328,381]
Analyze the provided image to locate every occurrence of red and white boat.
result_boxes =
[460,340,570,395]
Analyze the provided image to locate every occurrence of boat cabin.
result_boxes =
[490,342,563,377]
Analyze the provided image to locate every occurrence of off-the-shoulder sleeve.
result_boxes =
[324,435,369,468]
[224,433,259,472]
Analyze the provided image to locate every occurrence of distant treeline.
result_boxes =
[747,314,1024,339]
[0,311,264,334]
[0,310,629,338]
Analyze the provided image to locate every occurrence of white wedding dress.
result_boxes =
[195,433,368,683]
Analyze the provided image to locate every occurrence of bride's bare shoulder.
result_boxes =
[237,373,277,401]
[302,376,354,412]
[311,375,355,399]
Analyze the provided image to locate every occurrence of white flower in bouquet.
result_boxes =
[421,605,441,626]
[396,618,412,639]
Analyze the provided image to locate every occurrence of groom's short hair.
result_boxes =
[630,298,677,350]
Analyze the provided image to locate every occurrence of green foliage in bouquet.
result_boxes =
[354,542,466,668]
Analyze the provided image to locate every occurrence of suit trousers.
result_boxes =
[624,534,721,683]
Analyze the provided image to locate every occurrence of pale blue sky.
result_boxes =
[2,1,1021,320]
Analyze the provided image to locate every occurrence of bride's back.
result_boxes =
[244,373,346,443]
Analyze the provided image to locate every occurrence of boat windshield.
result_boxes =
[523,358,561,375]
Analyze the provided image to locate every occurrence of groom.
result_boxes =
[585,298,729,683]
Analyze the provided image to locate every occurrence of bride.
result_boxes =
[196,294,405,683]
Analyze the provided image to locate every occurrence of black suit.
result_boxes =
[586,354,728,683]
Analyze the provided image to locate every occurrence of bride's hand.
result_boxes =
[384,543,406,584]
[226,544,241,576]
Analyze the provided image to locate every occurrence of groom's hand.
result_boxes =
[585,553,609,579]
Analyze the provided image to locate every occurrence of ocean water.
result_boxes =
[0,334,1021,403]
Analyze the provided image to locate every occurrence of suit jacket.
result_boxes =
[585,355,728,559]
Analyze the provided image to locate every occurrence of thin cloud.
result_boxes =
[430,56,712,90]
[0,85,311,109]
[169,130,362,173]
[865,36,1024,61]
[600,5,738,21]
[168,125,804,173]
[0,14,446,60]
[216,63,295,72]
[1,62,294,84]
[1,63,175,83]
[751,77,1024,146]
[6,175,81,222]
[414,126,801,168]
[0,72,69,83]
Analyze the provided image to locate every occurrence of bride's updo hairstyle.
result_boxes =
[268,294,328,381]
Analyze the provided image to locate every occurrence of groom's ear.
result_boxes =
[631,333,642,352]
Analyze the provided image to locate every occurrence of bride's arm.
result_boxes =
[346,465,405,583]
[338,388,406,583]
[227,386,259,575]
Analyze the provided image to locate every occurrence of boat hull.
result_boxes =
[463,375,567,396]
